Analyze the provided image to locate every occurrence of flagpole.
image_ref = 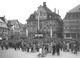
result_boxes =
[38,11,40,30]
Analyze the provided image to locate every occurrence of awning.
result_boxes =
[35,34,43,37]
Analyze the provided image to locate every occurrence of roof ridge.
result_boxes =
[43,6,53,13]
[68,4,80,13]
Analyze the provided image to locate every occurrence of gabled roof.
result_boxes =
[0,19,8,28]
[68,4,80,13]
[18,23,25,28]
[43,6,53,13]
[0,18,4,22]
[8,19,19,25]
[26,14,35,21]
[43,2,53,13]
[0,17,5,22]
[27,2,53,21]
[26,2,61,22]
[8,19,21,28]
[38,4,53,13]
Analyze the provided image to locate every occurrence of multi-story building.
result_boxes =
[0,16,8,39]
[19,23,27,38]
[26,2,63,40]
[7,19,20,38]
[7,19,27,39]
[63,4,80,40]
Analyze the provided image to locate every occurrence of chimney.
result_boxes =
[58,10,59,15]
[43,2,47,8]
[4,15,5,18]
[54,8,56,13]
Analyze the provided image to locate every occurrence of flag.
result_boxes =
[26,29,28,37]
[37,11,40,30]
[50,28,52,38]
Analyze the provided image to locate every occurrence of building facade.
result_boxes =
[26,2,63,40]
[0,16,8,39]
[19,23,27,38]
[7,20,27,39]
[63,4,80,40]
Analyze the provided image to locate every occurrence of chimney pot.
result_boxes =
[43,2,46,7]
[54,8,56,13]
[58,10,59,14]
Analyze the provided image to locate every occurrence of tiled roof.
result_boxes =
[8,19,19,25]
[27,2,59,21]
[43,6,53,13]
[8,19,21,29]
[18,23,25,28]
[0,18,4,22]
[26,14,35,21]
[0,17,5,22]
[43,2,53,13]
[68,4,80,13]
[38,3,53,13]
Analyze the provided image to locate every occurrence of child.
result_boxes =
[37,46,46,57]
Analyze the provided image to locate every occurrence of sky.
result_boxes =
[0,0,80,24]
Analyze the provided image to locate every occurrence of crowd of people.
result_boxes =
[0,39,80,57]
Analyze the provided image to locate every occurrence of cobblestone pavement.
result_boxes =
[0,48,80,58]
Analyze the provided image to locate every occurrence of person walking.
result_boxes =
[74,41,79,54]
[1,41,4,50]
[56,43,61,55]
[26,44,30,52]
[52,43,56,55]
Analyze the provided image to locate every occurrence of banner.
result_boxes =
[26,29,28,37]
[50,28,52,38]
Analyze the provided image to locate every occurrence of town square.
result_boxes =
[0,0,80,58]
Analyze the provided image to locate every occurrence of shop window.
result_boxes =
[66,33,70,37]
[71,33,76,38]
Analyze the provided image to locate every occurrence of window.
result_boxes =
[65,26,67,29]
[44,27,46,29]
[27,25,29,27]
[34,25,35,27]
[68,14,71,18]
[76,14,78,17]
[3,29,7,32]
[54,24,55,26]
[71,33,76,38]
[72,14,75,18]
[49,15,51,18]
